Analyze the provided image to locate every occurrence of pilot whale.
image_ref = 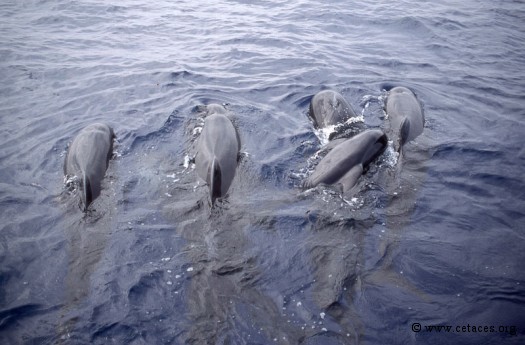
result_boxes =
[64,123,115,211]
[385,86,424,152]
[304,129,387,192]
[309,90,357,128]
[195,104,240,205]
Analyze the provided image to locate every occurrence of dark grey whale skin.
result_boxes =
[195,104,240,205]
[308,90,358,128]
[304,129,388,193]
[64,123,115,211]
[385,86,424,152]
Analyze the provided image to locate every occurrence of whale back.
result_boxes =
[195,108,240,204]
[305,129,387,192]
[309,90,357,128]
[64,123,115,211]
[386,86,424,151]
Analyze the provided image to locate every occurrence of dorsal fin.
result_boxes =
[339,164,364,193]
[398,116,411,151]
[81,171,92,212]
[209,157,222,206]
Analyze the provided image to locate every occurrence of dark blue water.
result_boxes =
[1,0,524,344]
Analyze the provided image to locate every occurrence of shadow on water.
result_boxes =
[55,162,119,343]
[174,211,305,344]
[0,169,118,344]
[164,197,365,344]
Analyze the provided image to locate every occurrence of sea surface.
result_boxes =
[1,0,524,344]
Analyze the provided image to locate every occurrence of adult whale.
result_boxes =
[64,123,115,211]
[385,86,424,152]
[309,90,358,128]
[304,129,387,193]
[195,104,240,205]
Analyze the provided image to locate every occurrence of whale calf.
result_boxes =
[385,86,424,152]
[309,90,357,128]
[195,104,240,204]
[304,129,387,192]
[64,123,115,211]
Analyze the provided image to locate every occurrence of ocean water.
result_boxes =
[1,0,524,344]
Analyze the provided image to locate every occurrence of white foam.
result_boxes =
[192,126,202,135]
[65,175,80,186]
[341,196,364,208]
[313,113,365,147]
[183,155,190,169]
[383,141,399,167]
[342,115,365,125]
[315,125,337,146]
